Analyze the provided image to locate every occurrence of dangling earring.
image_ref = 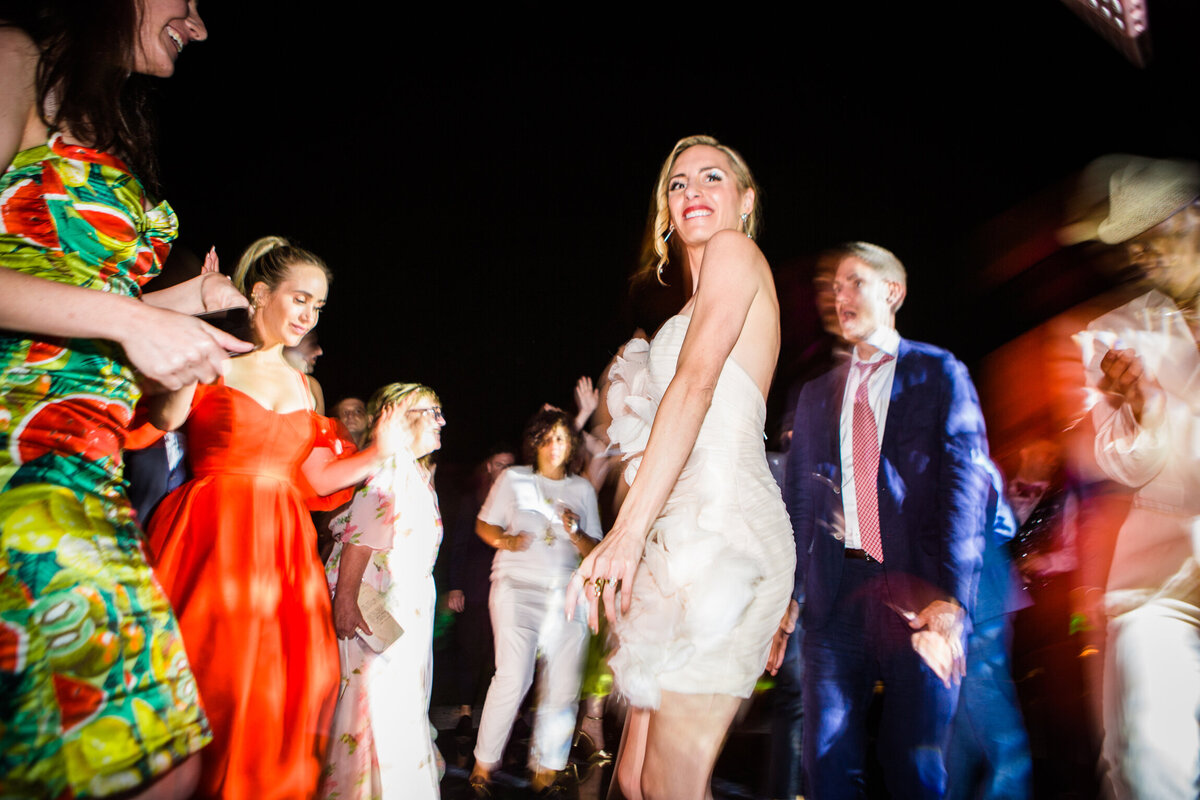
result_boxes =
[741,212,754,240]
[656,224,674,286]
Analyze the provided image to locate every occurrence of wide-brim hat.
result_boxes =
[1097,156,1200,244]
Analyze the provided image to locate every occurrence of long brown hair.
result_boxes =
[3,0,162,187]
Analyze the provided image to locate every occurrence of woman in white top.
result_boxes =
[469,407,602,795]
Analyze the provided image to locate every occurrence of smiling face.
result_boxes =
[133,0,207,78]
[1126,203,1200,303]
[536,424,572,475]
[251,263,328,349]
[831,256,902,349]
[404,397,445,459]
[666,145,755,246]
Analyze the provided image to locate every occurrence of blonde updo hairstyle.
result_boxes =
[233,235,333,303]
[637,135,762,287]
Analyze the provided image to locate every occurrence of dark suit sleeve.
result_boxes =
[935,355,989,615]
[785,386,814,607]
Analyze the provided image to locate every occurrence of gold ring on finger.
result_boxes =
[593,578,607,596]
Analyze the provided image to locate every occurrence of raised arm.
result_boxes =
[301,442,391,499]
[0,31,249,387]
[300,407,405,497]
[569,231,769,627]
[1092,347,1169,488]
[0,268,250,388]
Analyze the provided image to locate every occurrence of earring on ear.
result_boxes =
[740,212,752,239]
[656,223,674,286]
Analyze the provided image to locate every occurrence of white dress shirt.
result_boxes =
[838,327,900,550]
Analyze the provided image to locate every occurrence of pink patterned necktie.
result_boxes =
[852,357,891,562]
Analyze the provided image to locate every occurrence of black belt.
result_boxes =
[844,548,878,563]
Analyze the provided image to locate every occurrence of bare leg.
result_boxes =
[612,707,651,800]
[640,691,740,800]
[119,754,200,800]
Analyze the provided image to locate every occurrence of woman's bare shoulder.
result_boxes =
[0,25,38,53]
[0,26,39,87]
[0,25,42,170]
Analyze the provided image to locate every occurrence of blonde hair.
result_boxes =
[635,135,762,287]
[367,382,439,423]
[232,236,332,299]
[365,382,442,469]
[827,241,907,312]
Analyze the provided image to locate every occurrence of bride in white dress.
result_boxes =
[568,135,795,800]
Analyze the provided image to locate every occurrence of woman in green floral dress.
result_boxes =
[0,2,250,797]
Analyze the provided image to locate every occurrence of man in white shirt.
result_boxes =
[1076,156,1200,800]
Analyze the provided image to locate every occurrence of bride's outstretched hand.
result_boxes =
[566,522,647,633]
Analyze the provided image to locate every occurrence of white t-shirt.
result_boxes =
[479,466,602,587]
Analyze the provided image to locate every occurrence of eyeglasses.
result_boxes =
[407,406,444,422]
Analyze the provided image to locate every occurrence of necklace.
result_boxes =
[533,472,563,547]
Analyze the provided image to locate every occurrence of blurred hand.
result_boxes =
[766,599,800,675]
[447,589,465,613]
[124,304,253,391]
[911,599,966,682]
[198,247,250,312]
[566,520,647,633]
[561,508,581,535]
[911,630,958,688]
[911,599,963,639]
[503,532,533,552]
[371,407,408,458]
[333,592,371,640]
[1098,347,1156,423]
[574,376,599,430]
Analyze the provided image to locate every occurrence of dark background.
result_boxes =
[149,2,1200,463]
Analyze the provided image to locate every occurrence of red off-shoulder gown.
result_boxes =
[147,381,350,800]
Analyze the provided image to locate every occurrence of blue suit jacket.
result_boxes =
[784,338,990,631]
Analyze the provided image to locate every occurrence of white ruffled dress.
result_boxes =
[606,315,796,708]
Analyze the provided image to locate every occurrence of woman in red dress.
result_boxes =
[146,236,401,800]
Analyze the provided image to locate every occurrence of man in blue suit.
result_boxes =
[781,242,990,799]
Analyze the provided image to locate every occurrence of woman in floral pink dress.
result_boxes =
[322,383,446,799]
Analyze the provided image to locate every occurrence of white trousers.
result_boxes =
[473,576,589,771]
[1103,598,1200,799]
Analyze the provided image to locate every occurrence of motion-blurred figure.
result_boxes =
[334,396,369,450]
[469,409,602,796]
[446,446,515,744]
[784,242,990,799]
[284,330,325,413]
[946,458,1033,800]
[1074,157,1200,800]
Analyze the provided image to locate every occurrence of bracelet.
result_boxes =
[585,714,604,721]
